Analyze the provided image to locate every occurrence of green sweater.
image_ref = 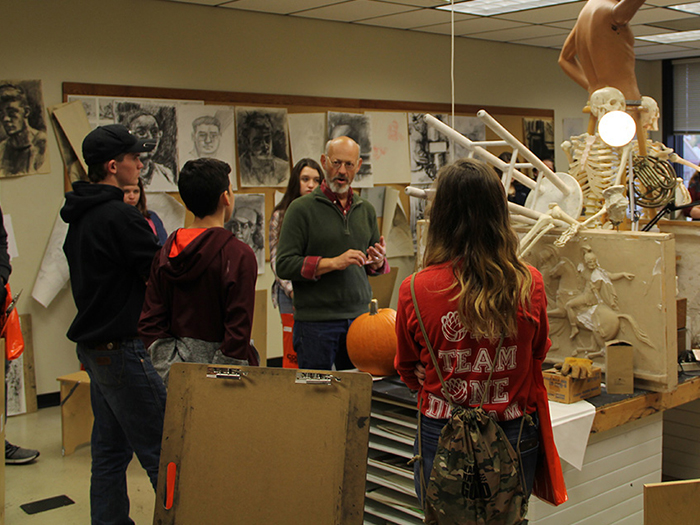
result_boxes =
[276,187,381,321]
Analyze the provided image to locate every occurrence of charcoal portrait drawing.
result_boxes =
[117,101,178,192]
[327,111,373,187]
[0,80,51,178]
[236,107,290,188]
[224,193,266,274]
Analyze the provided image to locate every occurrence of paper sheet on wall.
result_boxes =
[288,113,326,166]
[32,210,69,308]
[548,399,596,470]
[367,112,411,184]
[48,101,91,174]
[361,187,385,218]
[4,214,18,260]
[382,188,414,258]
[147,193,186,235]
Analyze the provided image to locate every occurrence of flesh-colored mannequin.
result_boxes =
[559,0,645,103]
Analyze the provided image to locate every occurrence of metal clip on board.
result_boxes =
[295,371,342,385]
[206,367,248,380]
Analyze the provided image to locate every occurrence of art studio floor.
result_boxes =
[5,406,155,523]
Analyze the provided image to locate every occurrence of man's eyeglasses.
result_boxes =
[329,159,357,171]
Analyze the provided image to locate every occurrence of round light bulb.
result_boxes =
[598,110,636,147]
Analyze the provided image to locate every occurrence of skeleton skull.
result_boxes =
[590,87,626,119]
[640,96,660,131]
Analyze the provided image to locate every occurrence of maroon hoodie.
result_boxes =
[139,227,259,365]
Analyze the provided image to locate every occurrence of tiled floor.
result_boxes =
[5,406,155,523]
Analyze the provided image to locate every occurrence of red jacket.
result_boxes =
[139,227,259,365]
[395,263,567,505]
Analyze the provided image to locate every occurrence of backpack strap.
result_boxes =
[410,273,505,410]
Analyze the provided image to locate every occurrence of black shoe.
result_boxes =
[5,440,39,464]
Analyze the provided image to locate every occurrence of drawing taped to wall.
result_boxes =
[117,100,179,192]
[236,107,290,188]
[6,355,26,416]
[409,113,485,184]
[224,193,265,274]
[288,112,326,167]
[0,80,51,178]
[177,105,237,190]
[523,117,555,161]
[327,111,373,187]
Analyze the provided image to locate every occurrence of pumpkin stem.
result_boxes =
[369,299,379,315]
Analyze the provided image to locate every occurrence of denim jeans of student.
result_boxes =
[293,318,356,370]
[413,411,540,506]
[77,338,167,525]
[277,288,294,315]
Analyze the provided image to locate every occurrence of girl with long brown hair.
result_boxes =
[395,158,563,510]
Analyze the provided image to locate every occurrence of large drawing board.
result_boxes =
[153,364,373,524]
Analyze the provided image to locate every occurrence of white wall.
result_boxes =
[2,0,663,394]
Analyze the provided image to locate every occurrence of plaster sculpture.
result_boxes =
[559,0,644,103]
[523,229,677,392]
[561,245,654,359]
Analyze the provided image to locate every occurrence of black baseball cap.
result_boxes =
[82,124,156,165]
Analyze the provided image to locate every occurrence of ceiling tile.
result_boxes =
[293,0,414,21]
[219,0,347,14]
[495,1,586,24]
[373,0,451,6]
[646,16,700,30]
[630,6,698,24]
[358,8,473,29]
[158,0,700,60]
[418,17,526,36]
[165,0,226,5]
[630,24,675,36]
[546,19,576,30]
[474,24,567,42]
[645,0,697,6]
[634,43,695,54]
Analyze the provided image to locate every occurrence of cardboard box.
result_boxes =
[605,340,634,395]
[543,367,602,404]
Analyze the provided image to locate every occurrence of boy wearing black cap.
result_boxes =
[61,124,167,524]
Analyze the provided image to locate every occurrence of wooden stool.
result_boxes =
[56,371,93,456]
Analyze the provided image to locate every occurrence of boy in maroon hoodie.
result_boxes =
[139,158,259,385]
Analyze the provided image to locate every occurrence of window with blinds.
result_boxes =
[674,58,700,134]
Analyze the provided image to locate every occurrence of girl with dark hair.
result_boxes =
[123,178,167,245]
[395,158,563,510]
[683,171,700,219]
[269,158,324,367]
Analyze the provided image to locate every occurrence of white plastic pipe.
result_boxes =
[424,114,536,190]
[477,110,571,196]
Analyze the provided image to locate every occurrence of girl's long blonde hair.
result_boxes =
[424,158,532,339]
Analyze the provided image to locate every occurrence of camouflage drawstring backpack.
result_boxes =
[410,274,528,525]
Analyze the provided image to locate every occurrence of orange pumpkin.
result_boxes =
[347,299,397,376]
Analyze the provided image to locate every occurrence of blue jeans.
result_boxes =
[277,287,293,315]
[293,319,356,370]
[414,411,540,505]
[77,338,167,525]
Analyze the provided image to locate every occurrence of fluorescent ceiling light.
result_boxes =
[638,30,700,44]
[668,3,700,15]
[436,0,579,17]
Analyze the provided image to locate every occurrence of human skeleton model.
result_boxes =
[562,87,626,218]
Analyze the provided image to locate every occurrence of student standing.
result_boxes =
[139,158,259,385]
[394,158,563,508]
[61,124,166,524]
